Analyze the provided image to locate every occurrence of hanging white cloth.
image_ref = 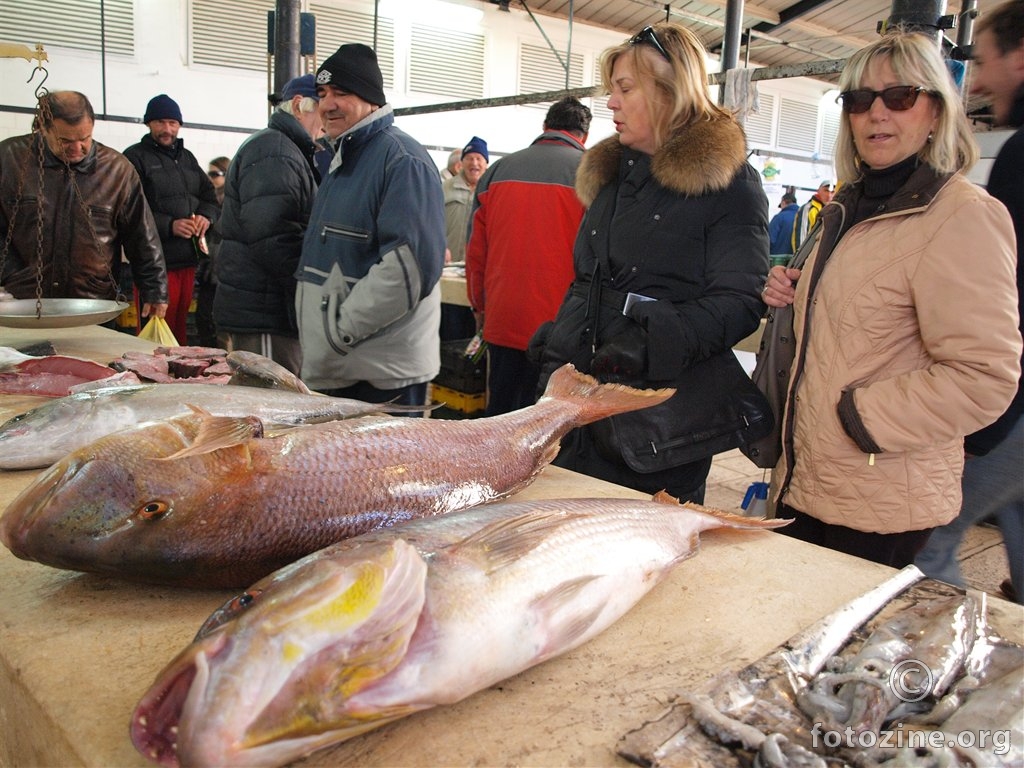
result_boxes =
[724,67,759,127]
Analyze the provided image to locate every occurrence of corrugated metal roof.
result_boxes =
[506,0,988,80]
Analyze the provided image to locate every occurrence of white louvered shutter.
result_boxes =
[1,0,134,56]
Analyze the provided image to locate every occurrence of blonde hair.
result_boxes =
[599,22,731,149]
[835,30,978,182]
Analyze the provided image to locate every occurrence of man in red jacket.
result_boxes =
[466,97,591,415]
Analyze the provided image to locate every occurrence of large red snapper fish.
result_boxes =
[0,364,672,588]
[130,493,789,768]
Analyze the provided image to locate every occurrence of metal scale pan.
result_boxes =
[0,298,130,329]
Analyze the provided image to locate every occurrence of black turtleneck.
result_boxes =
[847,155,920,229]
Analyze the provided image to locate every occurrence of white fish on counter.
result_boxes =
[130,493,788,768]
[0,381,423,470]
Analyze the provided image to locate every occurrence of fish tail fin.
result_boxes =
[541,364,674,425]
[652,490,792,530]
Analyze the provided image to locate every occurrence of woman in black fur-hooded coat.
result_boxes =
[531,22,769,501]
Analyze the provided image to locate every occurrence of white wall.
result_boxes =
[0,0,837,194]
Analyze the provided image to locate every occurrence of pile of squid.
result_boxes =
[621,575,1023,768]
[791,592,1022,766]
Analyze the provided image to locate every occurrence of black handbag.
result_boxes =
[591,349,775,472]
[738,306,794,468]
[739,227,819,469]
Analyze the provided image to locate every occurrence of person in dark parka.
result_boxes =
[124,94,219,344]
[213,75,322,375]
[531,22,769,502]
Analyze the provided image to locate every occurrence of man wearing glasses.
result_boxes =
[0,90,168,320]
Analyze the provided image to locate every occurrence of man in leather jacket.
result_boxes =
[0,91,168,318]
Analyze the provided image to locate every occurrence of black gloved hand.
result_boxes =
[591,323,648,383]
[526,320,553,367]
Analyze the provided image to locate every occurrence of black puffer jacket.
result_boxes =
[123,134,219,271]
[530,114,769,493]
[213,110,318,337]
[535,115,769,388]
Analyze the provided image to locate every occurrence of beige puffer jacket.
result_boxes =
[777,167,1021,533]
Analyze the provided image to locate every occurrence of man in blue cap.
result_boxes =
[213,74,323,374]
[442,136,488,264]
[296,43,445,410]
[125,94,219,344]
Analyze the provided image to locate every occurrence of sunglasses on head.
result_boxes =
[837,85,932,114]
[208,170,225,178]
[629,26,670,61]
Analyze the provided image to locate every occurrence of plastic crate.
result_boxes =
[434,338,486,393]
[430,383,486,416]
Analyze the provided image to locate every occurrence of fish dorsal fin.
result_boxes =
[456,510,584,574]
[160,406,263,460]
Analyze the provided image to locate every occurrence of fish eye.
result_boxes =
[137,501,169,520]
[230,589,263,611]
[193,588,265,640]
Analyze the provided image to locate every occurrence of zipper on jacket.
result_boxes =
[633,413,763,457]
[320,224,370,243]
[778,202,847,503]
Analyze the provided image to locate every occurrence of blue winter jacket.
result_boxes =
[768,202,798,255]
[295,105,445,390]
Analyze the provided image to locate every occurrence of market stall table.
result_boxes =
[0,325,1020,767]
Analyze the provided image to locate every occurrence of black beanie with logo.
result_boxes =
[315,44,386,106]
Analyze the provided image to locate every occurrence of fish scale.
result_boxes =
[0,364,674,588]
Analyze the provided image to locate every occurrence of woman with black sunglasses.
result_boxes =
[529,22,771,503]
[761,30,1021,567]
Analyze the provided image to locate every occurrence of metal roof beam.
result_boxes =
[393,57,847,117]
[752,0,836,33]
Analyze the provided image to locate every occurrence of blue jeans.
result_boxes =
[915,414,1024,603]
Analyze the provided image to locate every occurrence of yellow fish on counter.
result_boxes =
[130,493,789,768]
[0,364,672,589]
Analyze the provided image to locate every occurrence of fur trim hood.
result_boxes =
[576,113,748,206]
